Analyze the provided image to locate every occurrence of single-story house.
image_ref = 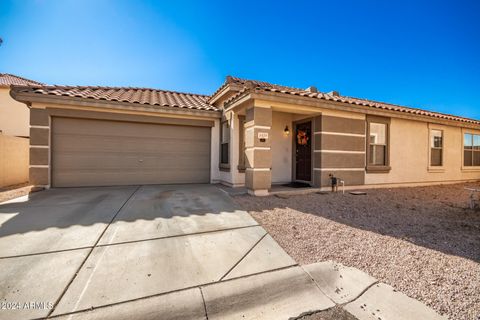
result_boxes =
[10,76,480,195]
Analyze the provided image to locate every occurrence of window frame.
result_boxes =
[429,128,444,169]
[366,115,391,173]
[462,131,480,169]
[237,115,246,172]
[219,119,230,170]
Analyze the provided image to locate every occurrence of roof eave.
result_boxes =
[207,83,244,104]
[11,89,221,119]
[227,89,480,129]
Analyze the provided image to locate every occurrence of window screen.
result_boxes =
[368,122,387,166]
[430,130,443,166]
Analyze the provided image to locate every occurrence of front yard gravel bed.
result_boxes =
[234,182,480,320]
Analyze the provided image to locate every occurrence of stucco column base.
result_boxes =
[247,189,269,196]
[245,169,272,193]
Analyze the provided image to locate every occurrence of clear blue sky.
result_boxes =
[1,0,479,119]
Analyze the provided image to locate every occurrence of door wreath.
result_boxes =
[297,129,309,145]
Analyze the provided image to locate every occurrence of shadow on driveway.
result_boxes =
[0,184,254,257]
[0,184,297,319]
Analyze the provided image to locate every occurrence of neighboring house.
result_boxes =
[9,76,480,195]
[0,73,44,137]
[0,73,44,187]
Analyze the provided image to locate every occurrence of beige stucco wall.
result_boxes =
[236,98,480,188]
[0,134,29,187]
[271,111,293,184]
[0,88,30,137]
[365,117,480,185]
[210,118,222,183]
[314,108,365,120]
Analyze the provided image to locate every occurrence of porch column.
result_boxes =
[244,105,272,196]
[29,108,50,188]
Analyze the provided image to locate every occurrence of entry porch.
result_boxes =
[220,99,367,196]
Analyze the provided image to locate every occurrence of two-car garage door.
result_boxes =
[51,117,211,187]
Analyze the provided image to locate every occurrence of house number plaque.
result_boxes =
[258,132,268,142]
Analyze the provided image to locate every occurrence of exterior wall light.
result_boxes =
[284,125,290,136]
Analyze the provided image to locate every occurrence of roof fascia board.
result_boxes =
[224,92,253,112]
[208,83,244,104]
[12,91,221,119]
[246,90,480,129]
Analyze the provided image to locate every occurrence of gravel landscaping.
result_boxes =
[234,182,480,320]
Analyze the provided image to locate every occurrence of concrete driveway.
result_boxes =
[0,185,298,319]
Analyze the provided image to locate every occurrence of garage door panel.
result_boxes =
[54,138,210,154]
[54,154,210,170]
[55,168,209,186]
[52,118,211,187]
[53,133,210,146]
[54,118,209,139]
[55,166,210,176]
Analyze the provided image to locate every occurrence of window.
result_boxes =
[366,116,390,172]
[220,121,230,165]
[369,123,387,165]
[238,116,246,171]
[464,133,480,167]
[430,130,443,166]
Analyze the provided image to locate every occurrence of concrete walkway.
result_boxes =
[0,185,447,320]
[302,261,447,320]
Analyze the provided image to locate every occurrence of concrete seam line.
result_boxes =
[199,286,209,320]
[216,187,230,197]
[95,224,261,248]
[46,185,142,318]
[48,284,205,319]
[0,245,93,260]
[300,264,380,307]
[216,264,299,284]
[337,280,380,306]
[48,266,300,319]
[218,231,268,281]
[299,265,335,305]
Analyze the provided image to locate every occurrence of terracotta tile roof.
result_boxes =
[12,85,219,112]
[224,76,480,125]
[208,75,299,103]
[0,73,44,87]
[9,75,479,125]
[226,76,302,92]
